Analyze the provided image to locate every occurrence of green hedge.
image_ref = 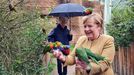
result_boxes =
[106,0,134,47]
[0,0,56,75]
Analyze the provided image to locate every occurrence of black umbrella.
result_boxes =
[48,3,90,17]
[48,3,92,30]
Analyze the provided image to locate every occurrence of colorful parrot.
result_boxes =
[43,41,71,55]
[76,48,106,68]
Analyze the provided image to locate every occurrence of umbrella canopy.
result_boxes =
[49,3,89,17]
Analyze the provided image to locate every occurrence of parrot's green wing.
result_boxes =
[76,48,90,65]
[84,48,105,61]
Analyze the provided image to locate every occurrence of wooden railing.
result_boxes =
[112,43,134,75]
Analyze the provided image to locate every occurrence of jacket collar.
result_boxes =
[57,24,67,30]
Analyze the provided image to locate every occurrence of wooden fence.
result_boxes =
[113,43,134,75]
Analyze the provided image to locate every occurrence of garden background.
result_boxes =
[0,0,133,75]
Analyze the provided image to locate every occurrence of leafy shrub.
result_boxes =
[0,0,56,75]
[107,0,134,47]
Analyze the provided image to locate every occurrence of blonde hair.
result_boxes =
[83,13,103,28]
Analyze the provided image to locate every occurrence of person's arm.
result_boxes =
[64,36,86,65]
[53,36,87,66]
[48,29,55,42]
[89,36,115,74]
[67,30,73,41]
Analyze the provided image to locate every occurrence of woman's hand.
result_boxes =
[76,59,91,73]
[53,50,65,62]
[76,59,87,69]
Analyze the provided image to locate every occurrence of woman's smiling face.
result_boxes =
[83,18,101,40]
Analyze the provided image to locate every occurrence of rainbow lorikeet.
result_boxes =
[76,48,106,67]
[84,7,93,15]
[43,41,71,55]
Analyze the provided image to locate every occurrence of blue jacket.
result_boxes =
[48,24,72,45]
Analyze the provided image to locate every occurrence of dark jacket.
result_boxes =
[48,24,72,45]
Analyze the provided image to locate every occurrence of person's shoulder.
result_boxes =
[78,35,87,40]
[102,34,113,38]
[49,26,57,34]
[101,34,114,41]
[49,27,56,32]
[52,25,59,31]
[75,35,87,46]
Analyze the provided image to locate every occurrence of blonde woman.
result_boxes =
[53,13,115,75]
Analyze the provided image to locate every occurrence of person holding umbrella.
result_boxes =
[48,16,72,75]
[47,3,93,75]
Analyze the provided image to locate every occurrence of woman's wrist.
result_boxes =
[59,55,66,62]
